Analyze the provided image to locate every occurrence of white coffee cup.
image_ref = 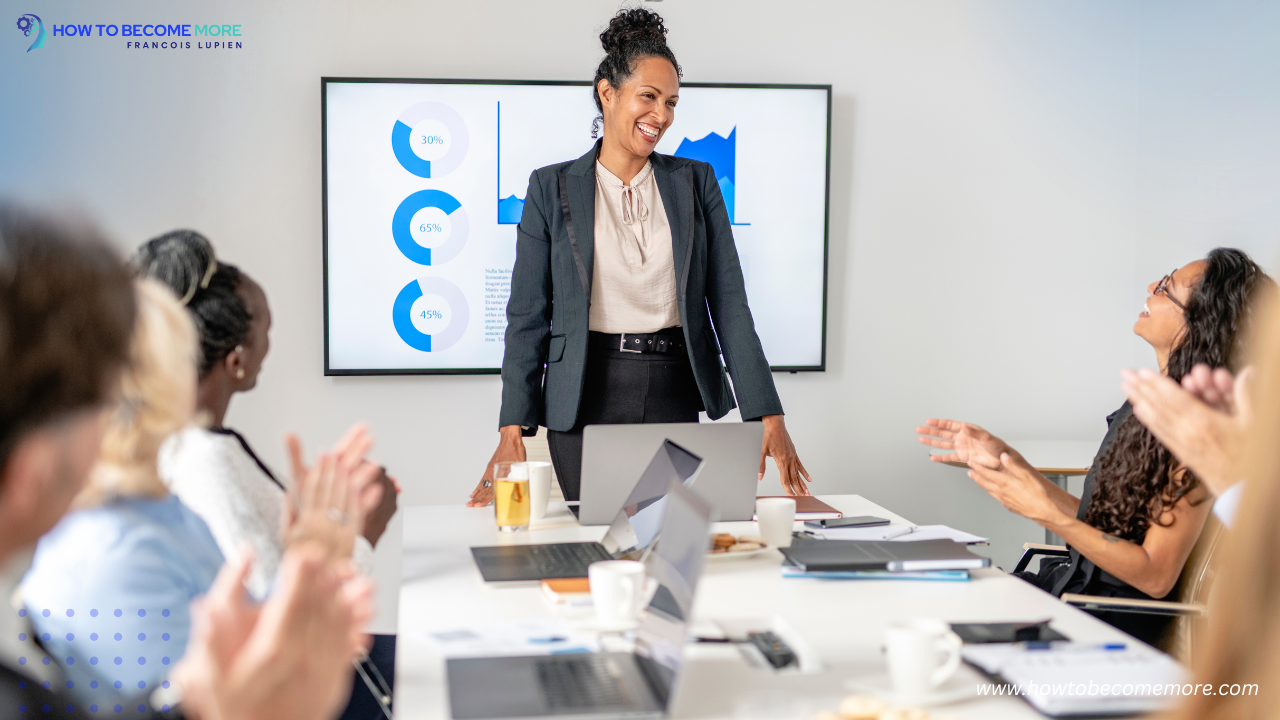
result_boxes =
[588,560,647,627]
[755,497,797,548]
[883,619,962,698]
[524,461,552,520]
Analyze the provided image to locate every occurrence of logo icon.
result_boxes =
[16,13,47,52]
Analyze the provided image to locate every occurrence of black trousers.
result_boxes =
[547,342,703,501]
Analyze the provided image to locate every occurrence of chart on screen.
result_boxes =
[324,80,829,373]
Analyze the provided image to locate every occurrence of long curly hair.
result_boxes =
[1086,248,1275,542]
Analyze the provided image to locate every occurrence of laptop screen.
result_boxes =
[599,440,703,559]
[634,479,713,696]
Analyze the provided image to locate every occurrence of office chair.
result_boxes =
[1013,514,1225,663]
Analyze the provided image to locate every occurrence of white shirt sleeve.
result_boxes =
[1212,482,1245,528]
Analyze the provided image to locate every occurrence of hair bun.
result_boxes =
[600,8,669,56]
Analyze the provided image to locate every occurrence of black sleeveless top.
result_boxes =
[1031,402,1176,645]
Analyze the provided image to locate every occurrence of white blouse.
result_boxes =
[158,426,375,599]
[589,160,681,333]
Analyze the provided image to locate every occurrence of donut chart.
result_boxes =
[392,277,469,352]
[392,190,469,266]
[391,101,469,178]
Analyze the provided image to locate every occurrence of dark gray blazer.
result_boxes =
[499,141,783,434]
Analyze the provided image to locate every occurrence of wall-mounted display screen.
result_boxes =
[322,78,830,374]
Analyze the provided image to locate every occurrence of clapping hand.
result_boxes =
[284,424,390,552]
[172,546,375,720]
[916,418,1020,469]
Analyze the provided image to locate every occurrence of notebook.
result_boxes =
[962,642,1185,716]
[779,538,991,572]
[753,495,843,520]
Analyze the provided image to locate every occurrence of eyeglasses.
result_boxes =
[1154,269,1187,311]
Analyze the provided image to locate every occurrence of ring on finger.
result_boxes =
[327,507,348,523]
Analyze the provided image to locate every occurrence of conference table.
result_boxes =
[397,495,1143,720]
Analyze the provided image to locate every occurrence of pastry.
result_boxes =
[712,533,736,548]
[728,541,762,552]
[736,534,768,546]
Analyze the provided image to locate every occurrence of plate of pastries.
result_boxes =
[707,532,772,561]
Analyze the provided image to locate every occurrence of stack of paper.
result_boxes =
[962,643,1186,716]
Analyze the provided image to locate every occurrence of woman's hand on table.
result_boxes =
[966,452,1069,527]
[916,418,1019,468]
[760,414,813,496]
[469,425,527,507]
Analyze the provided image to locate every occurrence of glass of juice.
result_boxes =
[492,461,531,532]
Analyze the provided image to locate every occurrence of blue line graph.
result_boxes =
[495,105,748,226]
[673,127,749,226]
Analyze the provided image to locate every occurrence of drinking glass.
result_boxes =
[492,461,531,532]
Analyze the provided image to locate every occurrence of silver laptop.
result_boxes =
[578,422,763,524]
[448,479,714,719]
[470,440,703,582]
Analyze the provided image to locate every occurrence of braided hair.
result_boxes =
[1086,248,1276,542]
[591,8,682,138]
[131,230,250,379]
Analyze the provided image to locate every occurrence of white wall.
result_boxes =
[4,0,1279,626]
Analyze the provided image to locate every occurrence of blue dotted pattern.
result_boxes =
[13,606,179,708]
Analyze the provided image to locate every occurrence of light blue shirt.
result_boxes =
[20,494,224,706]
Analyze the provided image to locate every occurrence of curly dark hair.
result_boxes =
[1086,248,1276,541]
[591,7,682,138]
[132,230,251,379]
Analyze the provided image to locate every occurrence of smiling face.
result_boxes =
[597,55,679,161]
[1135,259,1207,358]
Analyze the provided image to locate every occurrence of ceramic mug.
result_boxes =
[883,618,963,697]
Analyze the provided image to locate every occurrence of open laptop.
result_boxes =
[577,422,763,525]
[448,479,714,719]
[470,440,703,582]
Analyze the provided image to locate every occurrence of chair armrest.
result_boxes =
[1013,543,1071,574]
[1061,593,1208,617]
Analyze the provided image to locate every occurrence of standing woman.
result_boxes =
[470,8,812,505]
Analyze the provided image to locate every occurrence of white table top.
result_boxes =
[397,495,1140,720]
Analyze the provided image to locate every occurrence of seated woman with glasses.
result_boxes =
[917,249,1274,645]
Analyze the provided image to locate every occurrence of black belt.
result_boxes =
[589,328,686,355]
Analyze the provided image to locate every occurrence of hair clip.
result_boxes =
[179,252,218,306]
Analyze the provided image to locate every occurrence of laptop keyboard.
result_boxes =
[529,543,610,575]
[536,655,633,709]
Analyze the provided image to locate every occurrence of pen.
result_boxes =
[1024,642,1126,651]
[884,525,916,540]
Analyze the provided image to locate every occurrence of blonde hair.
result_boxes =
[1173,294,1280,719]
[78,279,198,505]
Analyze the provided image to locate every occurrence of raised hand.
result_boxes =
[760,414,813,496]
[916,418,1016,469]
